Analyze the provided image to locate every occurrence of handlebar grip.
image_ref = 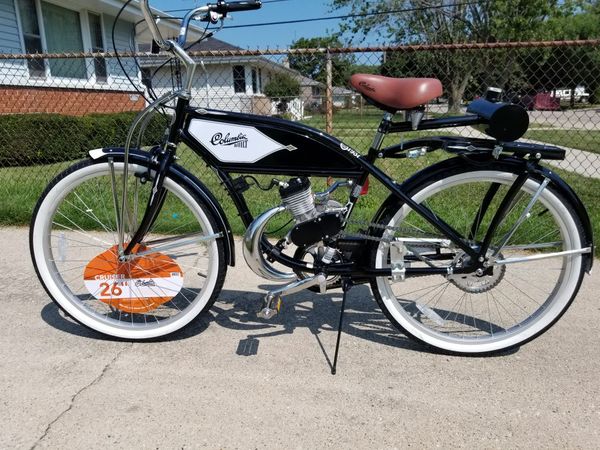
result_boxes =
[210,1,262,14]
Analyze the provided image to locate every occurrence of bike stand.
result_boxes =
[331,279,352,375]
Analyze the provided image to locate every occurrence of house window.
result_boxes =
[18,0,88,79]
[251,68,259,94]
[17,0,45,77]
[140,67,153,90]
[258,68,262,93]
[42,2,86,79]
[88,13,107,82]
[233,65,246,94]
[312,86,322,97]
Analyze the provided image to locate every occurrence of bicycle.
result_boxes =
[30,0,594,370]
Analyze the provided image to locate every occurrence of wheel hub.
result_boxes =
[448,252,505,294]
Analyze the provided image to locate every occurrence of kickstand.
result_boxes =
[331,279,352,375]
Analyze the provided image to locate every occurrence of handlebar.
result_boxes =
[141,0,261,50]
[209,1,263,14]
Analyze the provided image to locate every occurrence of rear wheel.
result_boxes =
[369,162,586,354]
[30,157,226,339]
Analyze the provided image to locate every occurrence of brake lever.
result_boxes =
[198,11,223,24]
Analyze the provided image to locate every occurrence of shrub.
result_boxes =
[264,73,301,99]
[0,112,167,167]
[590,86,600,104]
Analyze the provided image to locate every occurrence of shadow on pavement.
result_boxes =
[41,283,518,362]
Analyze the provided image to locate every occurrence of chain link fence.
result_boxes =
[0,40,598,231]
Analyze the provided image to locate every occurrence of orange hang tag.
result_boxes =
[83,244,183,313]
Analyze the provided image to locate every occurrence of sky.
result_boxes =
[152,0,376,49]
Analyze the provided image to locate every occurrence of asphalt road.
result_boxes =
[1,227,599,449]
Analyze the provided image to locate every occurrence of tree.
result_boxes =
[289,36,353,86]
[264,72,301,114]
[542,1,600,104]
[331,0,563,112]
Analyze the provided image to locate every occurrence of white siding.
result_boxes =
[0,0,21,53]
[103,13,139,83]
[149,64,258,112]
[0,5,141,92]
[0,0,28,81]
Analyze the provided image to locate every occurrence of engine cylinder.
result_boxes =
[280,177,317,223]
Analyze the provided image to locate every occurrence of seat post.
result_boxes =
[367,111,394,161]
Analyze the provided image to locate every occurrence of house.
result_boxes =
[0,0,205,115]
[332,86,356,109]
[0,0,327,120]
[139,37,321,120]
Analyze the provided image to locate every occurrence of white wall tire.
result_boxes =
[30,159,226,340]
[370,168,585,355]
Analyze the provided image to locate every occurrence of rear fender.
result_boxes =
[89,147,236,266]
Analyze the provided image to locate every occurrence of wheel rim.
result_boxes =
[374,171,582,353]
[32,162,220,339]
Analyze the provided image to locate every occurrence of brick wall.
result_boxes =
[0,86,146,116]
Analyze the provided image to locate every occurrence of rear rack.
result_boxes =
[381,136,566,161]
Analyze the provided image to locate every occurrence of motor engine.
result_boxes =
[279,177,344,247]
[279,177,318,223]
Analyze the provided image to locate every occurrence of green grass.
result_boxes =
[2,148,598,257]
[525,129,600,154]
[1,109,598,258]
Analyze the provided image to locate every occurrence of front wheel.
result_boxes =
[30,157,227,339]
[369,161,587,354]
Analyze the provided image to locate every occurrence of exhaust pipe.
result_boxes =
[243,206,297,281]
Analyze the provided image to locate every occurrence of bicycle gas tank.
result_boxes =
[184,110,363,177]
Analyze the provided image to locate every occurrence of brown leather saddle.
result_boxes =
[350,74,443,112]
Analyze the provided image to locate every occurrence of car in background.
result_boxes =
[519,92,561,111]
[554,86,590,103]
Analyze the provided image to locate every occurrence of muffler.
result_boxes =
[242,206,297,281]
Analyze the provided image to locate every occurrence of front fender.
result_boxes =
[89,147,236,266]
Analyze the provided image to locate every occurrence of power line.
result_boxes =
[162,1,481,29]
[163,0,289,14]
[206,1,482,30]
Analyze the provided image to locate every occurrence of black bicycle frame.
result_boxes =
[127,95,562,278]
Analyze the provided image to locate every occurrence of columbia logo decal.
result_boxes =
[211,132,248,148]
[189,119,294,163]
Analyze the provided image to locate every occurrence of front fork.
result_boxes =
[116,95,189,258]
[122,147,174,256]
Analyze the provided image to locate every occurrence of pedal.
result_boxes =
[256,273,326,320]
[257,295,282,320]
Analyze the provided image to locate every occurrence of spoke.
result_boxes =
[486,292,493,335]
[394,281,448,298]
[444,292,467,321]
[501,242,562,251]
[50,234,105,248]
[503,278,541,307]
[52,215,112,246]
[494,284,534,316]
[423,282,451,309]
[136,252,209,274]
[492,178,550,257]
[493,289,524,326]
[508,272,552,296]
[71,191,115,237]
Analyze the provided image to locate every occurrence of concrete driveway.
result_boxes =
[1,227,599,449]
